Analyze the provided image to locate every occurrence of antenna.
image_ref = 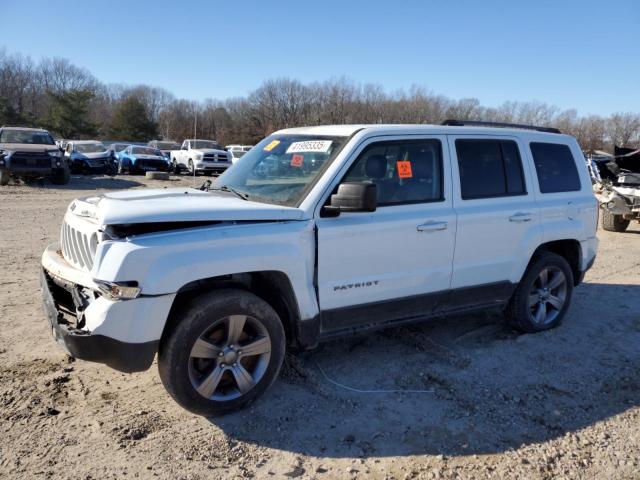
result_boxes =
[193,102,197,187]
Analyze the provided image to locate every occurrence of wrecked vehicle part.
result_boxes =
[589,150,640,231]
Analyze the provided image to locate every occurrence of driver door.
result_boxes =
[315,136,456,333]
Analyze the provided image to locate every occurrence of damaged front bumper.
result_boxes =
[594,184,640,218]
[40,243,175,373]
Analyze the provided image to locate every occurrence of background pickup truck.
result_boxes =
[170,139,232,175]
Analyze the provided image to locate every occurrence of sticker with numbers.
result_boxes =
[286,140,332,154]
[396,161,413,179]
[290,154,304,167]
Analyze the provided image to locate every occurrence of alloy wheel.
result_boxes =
[528,266,567,326]
[188,315,272,401]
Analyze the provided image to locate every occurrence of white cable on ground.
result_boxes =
[314,360,435,394]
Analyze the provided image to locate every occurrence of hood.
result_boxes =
[0,143,58,153]
[73,151,110,159]
[71,187,305,225]
[194,148,228,155]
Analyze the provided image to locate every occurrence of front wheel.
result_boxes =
[158,289,286,416]
[188,159,196,175]
[506,251,573,333]
[50,164,70,185]
[0,168,10,186]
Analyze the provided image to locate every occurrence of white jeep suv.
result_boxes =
[41,121,598,416]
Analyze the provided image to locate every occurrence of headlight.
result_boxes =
[94,280,141,300]
[194,153,203,160]
[47,150,62,158]
[1,149,13,159]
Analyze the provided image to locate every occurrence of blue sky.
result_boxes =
[1,0,638,116]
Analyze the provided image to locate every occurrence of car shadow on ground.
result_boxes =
[212,282,640,458]
[17,175,146,190]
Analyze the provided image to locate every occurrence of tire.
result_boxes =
[601,209,629,232]
[188,159,196,175]
[158,289,286,416]
[172,159,181,175]
[50,164,70,185]
[0,169,10,186]
[505,251,574,333]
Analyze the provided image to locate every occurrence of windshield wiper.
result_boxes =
[211,185,250,201]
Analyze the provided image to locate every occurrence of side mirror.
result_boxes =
[322,182,377,217]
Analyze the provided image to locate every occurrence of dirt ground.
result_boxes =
[0,174,639,480]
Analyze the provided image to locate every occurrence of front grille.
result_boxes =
[203,154,229,162]
[88,158,107,166]
[61,221,97,271]
[10,151,52,168]
[138,159,167,169]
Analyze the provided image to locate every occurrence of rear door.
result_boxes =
[448,135,542,300]
[315,135,456,332]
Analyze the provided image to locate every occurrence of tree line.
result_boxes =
[1,48,639,151]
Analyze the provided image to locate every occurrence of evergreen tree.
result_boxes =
[108,96,157,141]
[44,89,97,138]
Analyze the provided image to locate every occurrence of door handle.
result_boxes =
[509,212,532,223]
[417,221,448,232]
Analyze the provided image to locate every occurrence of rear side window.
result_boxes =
[530,142,581,193]
[455,140,526,199]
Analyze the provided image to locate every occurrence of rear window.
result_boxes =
[530,143,581,193]
[456,139,526,199]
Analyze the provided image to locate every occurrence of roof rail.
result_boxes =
[441,119,561,134]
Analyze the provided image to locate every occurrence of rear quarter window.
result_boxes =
[455,139,526,199]
[530,142,581,193]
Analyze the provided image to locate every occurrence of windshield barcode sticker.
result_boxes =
[286,140,332,154]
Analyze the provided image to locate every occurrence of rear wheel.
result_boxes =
[506,251,573,333]
[158,289,286,416]
[601,209,629,232]
[173,159,181,175]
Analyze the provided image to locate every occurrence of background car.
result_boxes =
[225,144,254,163]
[148,140,181,161]
[0,126,68,185]
[65,140,115,175]
[118,145,170,174]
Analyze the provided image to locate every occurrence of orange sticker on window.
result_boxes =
[290,154,304,167]
[397,160,413,179]
[263,140,280,152]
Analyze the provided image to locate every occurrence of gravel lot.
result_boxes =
[1,175,639,479]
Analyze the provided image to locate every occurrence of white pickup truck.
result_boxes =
[41,122,598,416]
[170,139,231,175]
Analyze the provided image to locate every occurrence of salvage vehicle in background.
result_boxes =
[65,140,116,175]
[171,139,231,175]
[587,146,640,232]
[41,121,598,416]
[0,126,69,185]
[118,145,170,174]
[148,140,180,161]
[226,144,254,163]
